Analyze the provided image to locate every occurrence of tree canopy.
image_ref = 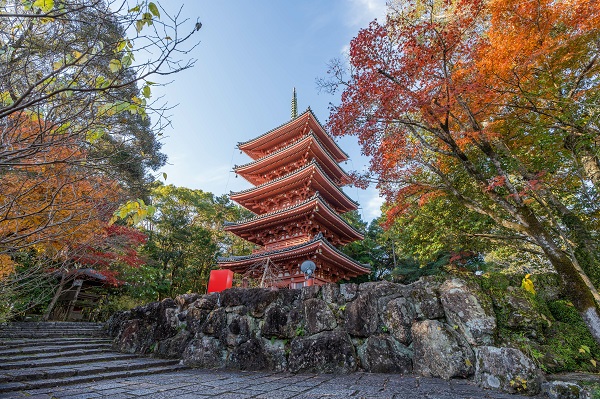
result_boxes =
[325,0,600,342]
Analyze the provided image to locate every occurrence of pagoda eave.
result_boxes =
[223,195,364,245]
[238,109,349,162]
[230,162,358,215]
[218,237,371,278]
[234,134,351,186]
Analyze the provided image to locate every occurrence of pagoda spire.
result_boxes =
[291,87,298,119]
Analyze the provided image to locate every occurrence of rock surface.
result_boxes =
[411,320,475,380]
[105,277,553,389]
[288,330,357,373]
[440,278,496,346]
[475,346,543,395]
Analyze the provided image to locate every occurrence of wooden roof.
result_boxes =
[234,133,351,186]
[230,161,358,214]
[223,194,364,245]
[237,109,348,162]
[217,235,371,276]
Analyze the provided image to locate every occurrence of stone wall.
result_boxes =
[106,277,544,395]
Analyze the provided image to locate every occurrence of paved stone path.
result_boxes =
[0,369,540,399]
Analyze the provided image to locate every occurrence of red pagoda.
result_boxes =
[217,91,370,288]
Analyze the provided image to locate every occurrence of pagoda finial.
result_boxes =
[291,87,298,119]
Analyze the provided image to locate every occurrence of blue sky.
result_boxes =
[151,1,386,221]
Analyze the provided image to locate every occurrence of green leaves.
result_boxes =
[148,2,160,18]
[86,128,105,144]
[110,199,156,226]
[132,2,161,33]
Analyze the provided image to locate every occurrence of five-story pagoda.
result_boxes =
[217,91,370,288]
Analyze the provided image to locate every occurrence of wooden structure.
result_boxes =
[47,269,115,321]
[218,93,370,288]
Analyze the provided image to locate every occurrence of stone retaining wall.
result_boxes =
[106,277,544,395]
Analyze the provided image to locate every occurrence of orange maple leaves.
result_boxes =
[0,113,124,260]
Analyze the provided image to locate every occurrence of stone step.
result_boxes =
[0,342,113,357]
[0,331,106,338]
[0,347,113,362]
[0,337,112,350]
[0,363,186,393]
[0,352,140,370]
[0,358,181,384]
[1,322,103,329]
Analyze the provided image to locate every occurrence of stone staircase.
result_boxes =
[0,322,186,393]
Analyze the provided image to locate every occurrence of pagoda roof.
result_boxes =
[217,234,371,276]
[238,108,349,162]
[234,133,351,186]
[230,161,358,214]
[224,194,364,245]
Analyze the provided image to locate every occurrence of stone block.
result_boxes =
[357,335,413,373]
[182,335,226,368]
[288,330,357,373]
[383,297,416,345]
[303,298,337,335]
[412,320,474,380]
[440,278,496,346]
[475,346,543,396]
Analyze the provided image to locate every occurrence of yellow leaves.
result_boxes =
[33,0,54,13]
[0,91,14,106]
[108,59,121,73]
[464,358,472,367]
[521,274,536,295]
[110,200,156,226]
[579,345,591,354]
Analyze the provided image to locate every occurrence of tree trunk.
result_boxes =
[522,209,600,344]
[43,273,67,321]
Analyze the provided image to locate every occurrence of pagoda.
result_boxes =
[217,91,370,288]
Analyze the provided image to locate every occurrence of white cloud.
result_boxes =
[346,0,387,27]
[363,190,385,222]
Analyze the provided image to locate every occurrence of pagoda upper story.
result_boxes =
[218,93,370,287]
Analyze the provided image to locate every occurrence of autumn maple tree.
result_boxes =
[326,0,600,341]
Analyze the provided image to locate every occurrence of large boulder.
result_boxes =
[440,278,496,346]
[227,338,268,370]
[475,346,543,395]
[383,297,416,345]
[339,283,358,301]
[182,335,226,368]
[154,298,179,341]
[411,320,475,380]
[186,297,217,334]
[357,335,413,374]
[221,312,254,347]
[344,292,378,337]
[201,307,227,336]
[303,298,337,335]
[106,310,130,338]
[321,283,341,304]
[261,304,301,339]
[405,277,445,320]
[156,330,191,358]
[288,330,357,373]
